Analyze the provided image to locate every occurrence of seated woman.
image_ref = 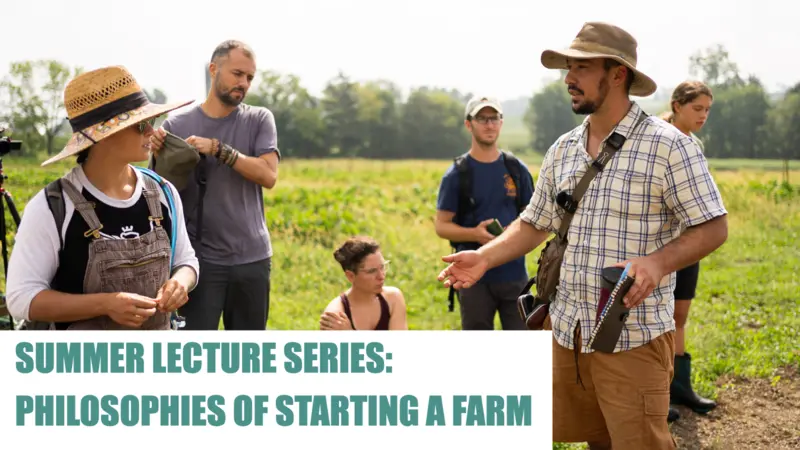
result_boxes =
[5,65,198,330]
[320,236,408,330]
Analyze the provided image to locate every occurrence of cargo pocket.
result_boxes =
[641,389,675,449]
[102,249,170,272]
[643,390,669,417]
[99,249,170,296]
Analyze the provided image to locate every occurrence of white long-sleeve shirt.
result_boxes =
[5,165,199,321]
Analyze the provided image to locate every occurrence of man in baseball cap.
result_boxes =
[435,94,534,331]
[464,96,503,120]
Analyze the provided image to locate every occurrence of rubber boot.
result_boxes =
[670,352,717,414]
[668,406,680,423]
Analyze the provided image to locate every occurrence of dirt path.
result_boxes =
[671,366,800,449]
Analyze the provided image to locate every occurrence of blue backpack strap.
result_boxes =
[134,166,186,330]
[134,166,177,267]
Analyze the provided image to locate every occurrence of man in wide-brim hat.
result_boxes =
[540,22,657,99]
[435,21,729,450]
[529,21,728,448]
[6,65,200,331]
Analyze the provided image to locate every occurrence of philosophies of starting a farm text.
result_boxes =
[12,341,532,427]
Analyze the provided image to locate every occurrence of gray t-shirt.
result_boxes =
[162,103,280,266]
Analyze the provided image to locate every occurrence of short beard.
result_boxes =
[215,78,244,107]
[573,100,598,115]
[572,75,610,115]
[475,136,497,147]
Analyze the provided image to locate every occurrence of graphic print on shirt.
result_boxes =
[504,173,517,197]
[99,220,158,240]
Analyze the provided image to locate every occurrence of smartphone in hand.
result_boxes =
[486,218,504,236]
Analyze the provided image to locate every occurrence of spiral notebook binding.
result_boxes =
[587,263,631,348]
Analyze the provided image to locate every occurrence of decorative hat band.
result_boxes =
[68,90,150,132]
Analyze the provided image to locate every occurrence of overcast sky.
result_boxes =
[4,0,797,104]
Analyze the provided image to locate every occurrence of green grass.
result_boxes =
[0,156,798,449]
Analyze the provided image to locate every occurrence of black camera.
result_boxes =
[0,129,23,156]
[556,190,578,214]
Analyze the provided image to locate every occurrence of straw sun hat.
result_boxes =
[540,21,657,97]
[41,66,193,166]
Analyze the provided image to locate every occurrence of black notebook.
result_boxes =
[588,264,636,353]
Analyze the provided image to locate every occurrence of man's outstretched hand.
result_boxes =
[437,250,488,290]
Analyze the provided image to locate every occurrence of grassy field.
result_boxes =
[0,155,798,448]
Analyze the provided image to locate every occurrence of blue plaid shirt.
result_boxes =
[520,102,727,353]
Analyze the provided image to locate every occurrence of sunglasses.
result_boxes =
[136,117,157,134]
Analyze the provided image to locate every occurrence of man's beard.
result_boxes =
[474,135,497,147]
[571,76,609,115]
[573,99,598,115]
[216,79,245,106]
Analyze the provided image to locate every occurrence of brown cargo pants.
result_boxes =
[551,326,677,449]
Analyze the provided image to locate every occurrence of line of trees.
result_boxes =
[1,45,798,162]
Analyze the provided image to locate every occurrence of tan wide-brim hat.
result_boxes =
[42,65,193,166]
[540,22,657,97]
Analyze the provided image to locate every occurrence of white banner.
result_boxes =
[0,331,552,449]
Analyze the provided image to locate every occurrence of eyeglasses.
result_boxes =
[472,115,502,125]
[136,117,157,134]
[361,260,390,276]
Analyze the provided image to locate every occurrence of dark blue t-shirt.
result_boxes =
[436,152,534,284]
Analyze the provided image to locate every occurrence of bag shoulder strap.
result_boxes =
[44,179,65,252]
[195,155,208,253]
[449,152,473,251]
[453,152,473,225]
[446,152,473,312]
[557,111,648,239]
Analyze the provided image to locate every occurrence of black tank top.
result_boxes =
[339,293,391,330]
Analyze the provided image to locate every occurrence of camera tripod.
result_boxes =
[0,157,21,330]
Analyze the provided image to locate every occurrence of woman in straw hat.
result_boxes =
[659,81,717,421]
[5,66,199,330]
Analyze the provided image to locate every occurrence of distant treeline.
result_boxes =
[1,44,798,161]
[526,44,799,161]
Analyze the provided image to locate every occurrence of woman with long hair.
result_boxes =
[660,80,718,421]
[320,236,408,331]
[6,66,198,330]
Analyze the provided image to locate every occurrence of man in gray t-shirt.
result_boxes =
[150,40,280,330]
